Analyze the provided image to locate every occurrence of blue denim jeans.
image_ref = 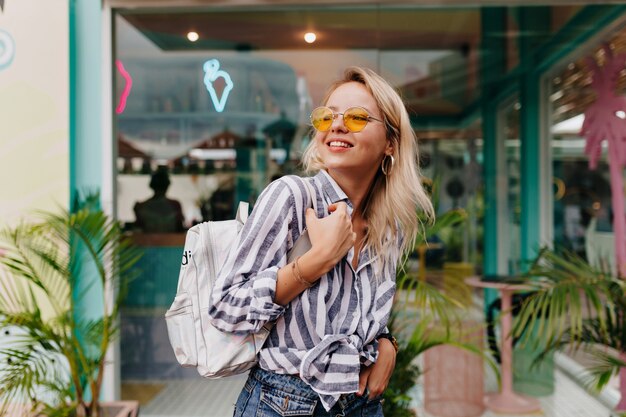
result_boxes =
[233,367,384,417]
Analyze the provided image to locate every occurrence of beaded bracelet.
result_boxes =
[291,256,313,288]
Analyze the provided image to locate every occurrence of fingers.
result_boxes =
[363,372,386,399]
[367,384,385,400]
[357,366,371,396]
[330,204,355,246]
[305,207,316,220]
[361,344,396,400]
[304,208,319,230]
[306,202,354,263]
[358,366,386,399]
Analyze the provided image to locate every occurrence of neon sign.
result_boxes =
[0,30,15,71]
[115,60,133,114]
[203,59,233,113]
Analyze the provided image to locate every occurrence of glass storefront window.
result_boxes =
[106,3,611,413]
[413,130,483,307]
[550,59,614,262]
[112,5,485,408]
[499,100,522,274]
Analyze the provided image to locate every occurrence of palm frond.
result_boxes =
[582,347,626,391]
[514,247,619,348]
[512,247,626,395]
[0,345,70,412]
[0,202,141,416]
[0,227,70,316]
[396,275,463,331]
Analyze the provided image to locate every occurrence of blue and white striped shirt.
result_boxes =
[208,170,399,411]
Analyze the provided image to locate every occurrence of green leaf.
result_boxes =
[513,246,626,392]
[0,200,142,415]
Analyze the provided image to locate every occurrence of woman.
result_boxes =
[209,67,434,416]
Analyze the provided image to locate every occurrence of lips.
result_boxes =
[327,140,353,149]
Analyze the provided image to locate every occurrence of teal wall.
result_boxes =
[128,246,182,308]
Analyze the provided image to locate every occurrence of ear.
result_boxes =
[385,144,394,156]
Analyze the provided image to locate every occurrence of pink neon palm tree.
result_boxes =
[580,43,626,279]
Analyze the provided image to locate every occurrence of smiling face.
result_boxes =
[314,81,392,181]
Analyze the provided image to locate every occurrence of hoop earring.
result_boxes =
[381,154,395,176]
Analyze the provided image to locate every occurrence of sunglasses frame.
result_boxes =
[309,106,383,133]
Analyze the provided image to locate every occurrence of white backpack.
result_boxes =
[165,180,315,378]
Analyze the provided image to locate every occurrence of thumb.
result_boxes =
[305,207,318,225]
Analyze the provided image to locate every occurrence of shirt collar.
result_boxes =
[314,170,352,208]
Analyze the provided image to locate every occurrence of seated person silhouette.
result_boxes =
[134,168,184,233]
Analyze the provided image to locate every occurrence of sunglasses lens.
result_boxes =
[311,107,333,131]
[343,108,369,132]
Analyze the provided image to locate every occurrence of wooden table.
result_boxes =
[465,276,542,414]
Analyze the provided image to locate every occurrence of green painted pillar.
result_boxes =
[516,6,554,397]
[519,71,541,265]
[518,6,550,267]
[69,0,104,366]
[70,0,102,202]
[480,7,506,308]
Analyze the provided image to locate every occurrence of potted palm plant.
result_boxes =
[0,199,142,417]
[514,246,626,415]
[383,297,491,417]
[383,199,494,416]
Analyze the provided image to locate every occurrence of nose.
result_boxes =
[330,112,348,132]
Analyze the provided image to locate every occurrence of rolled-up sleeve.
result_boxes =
[208,177,308,334]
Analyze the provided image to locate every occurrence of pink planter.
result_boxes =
[424,323,485,417]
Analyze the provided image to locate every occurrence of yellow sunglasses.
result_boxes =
[310,106,383,133]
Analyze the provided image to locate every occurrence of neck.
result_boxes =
[326,168,377,216]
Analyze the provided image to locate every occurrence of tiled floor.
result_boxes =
[138,374,247,417]
[413,370,614,417]
[135,365,617,417]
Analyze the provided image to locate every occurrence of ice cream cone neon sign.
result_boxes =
[203,59,233,113]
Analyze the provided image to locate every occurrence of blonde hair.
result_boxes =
[302,66,434,268]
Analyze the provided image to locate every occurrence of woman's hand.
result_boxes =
[275,202,355,304]
[305,202,355,272]
[358,338,397,400]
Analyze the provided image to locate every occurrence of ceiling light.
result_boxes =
[304,32,316,44]
[187,31,199,42]
[551,114,584,134]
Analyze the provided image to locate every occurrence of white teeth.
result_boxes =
[329,141,351,148]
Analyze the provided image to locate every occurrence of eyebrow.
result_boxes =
[327,105,376,114]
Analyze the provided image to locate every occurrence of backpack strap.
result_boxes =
[287,177,316,262]
[300,177,318,214]
[236,202,249,224]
